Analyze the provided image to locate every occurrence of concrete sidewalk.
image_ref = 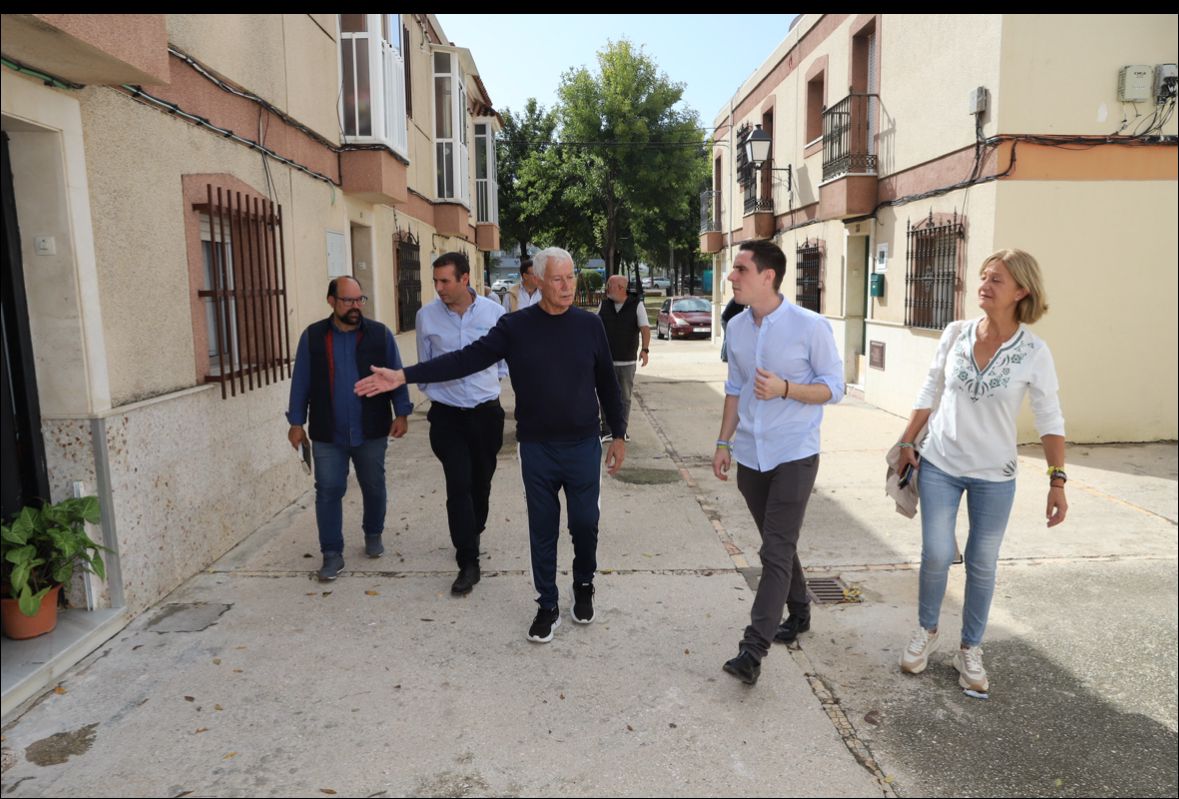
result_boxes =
[1,339,1175,797]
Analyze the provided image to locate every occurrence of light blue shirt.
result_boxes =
[415,291,507,407]
[723,296,845,471]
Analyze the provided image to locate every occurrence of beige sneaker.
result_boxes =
[900,627,940,674]
[953,645,989,692]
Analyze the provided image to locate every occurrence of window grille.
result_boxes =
[905,212,964,331]
[396,234,421,332]
[196,185,291,398]
[795,239,823,314]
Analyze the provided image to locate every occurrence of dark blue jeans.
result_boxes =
[311,437,388,554]
[518,436,602,609]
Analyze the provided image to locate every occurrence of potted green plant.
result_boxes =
[1,495,108,639]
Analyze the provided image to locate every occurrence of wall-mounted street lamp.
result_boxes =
[743,124,792,192]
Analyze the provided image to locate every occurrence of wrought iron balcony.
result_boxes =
[822,93,879,182]
[743,195,774,215]
[700,189,723,233]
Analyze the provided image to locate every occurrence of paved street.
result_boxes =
[1,338,1175,797]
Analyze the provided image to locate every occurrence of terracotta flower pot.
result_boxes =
[1,584,62,640]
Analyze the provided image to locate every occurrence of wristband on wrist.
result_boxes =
[1047,466,1068,484]
[716,439,732,450]
[897,442,916,449]
[782,378,790,399]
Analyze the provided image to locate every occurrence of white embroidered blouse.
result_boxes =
[914,318,1065,482]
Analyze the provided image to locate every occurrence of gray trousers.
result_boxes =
[737,454,820,660]
[600,362,636,434]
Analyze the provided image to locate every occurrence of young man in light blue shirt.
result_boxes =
[713,240,844,685]
[416,252,507,596]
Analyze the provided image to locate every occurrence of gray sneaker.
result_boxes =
[899,627,940,674]
[953,645,989,693]
[364,536,385,558]
[318,552,345,581]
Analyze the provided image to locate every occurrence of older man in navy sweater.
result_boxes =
[356,247,626,643]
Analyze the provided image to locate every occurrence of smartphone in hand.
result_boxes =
[898,457,918,488]
[299,441,313,475]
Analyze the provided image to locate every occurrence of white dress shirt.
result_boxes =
[416,291,507,407]
[724,297,845,471]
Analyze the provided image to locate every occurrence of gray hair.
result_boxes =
[532,247,573,280]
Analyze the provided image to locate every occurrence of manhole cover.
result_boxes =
[806,576,861,604]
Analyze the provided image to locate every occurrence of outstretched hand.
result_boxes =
[355,366,405,397]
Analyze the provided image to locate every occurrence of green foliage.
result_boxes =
[554,39,708,273]
[497,99,560,257]
[1,496,107,616]
[579,269,604,291]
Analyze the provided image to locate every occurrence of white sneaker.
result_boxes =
[899,627,940,674]
[953,645,989,692]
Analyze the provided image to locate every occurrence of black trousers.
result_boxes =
[736,454,819,659]
[427,400,505,568]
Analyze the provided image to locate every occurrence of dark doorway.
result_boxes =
[1,131,51,521]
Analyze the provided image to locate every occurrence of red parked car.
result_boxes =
[656,296,713,340]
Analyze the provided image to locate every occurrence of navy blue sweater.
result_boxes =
[405,304,625,442]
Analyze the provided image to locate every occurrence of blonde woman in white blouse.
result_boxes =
[895,249,1068,695]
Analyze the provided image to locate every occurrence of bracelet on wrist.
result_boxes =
[782,378,790,399]
[897,442,916,449]
[1046,466,1068,484]
[716,439,732,450]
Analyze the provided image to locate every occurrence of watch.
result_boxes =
[640,348,649,353]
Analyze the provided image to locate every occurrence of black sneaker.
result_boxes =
[364,536,385,558]
[318,552,345,582]
[773,613,811,644]
[527,605,561,643]
[722,650,761,685]
[451,563,480,596]
[572,582,595,624]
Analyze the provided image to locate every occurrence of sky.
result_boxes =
[434,14,798,130]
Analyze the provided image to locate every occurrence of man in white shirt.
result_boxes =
[712,240,845,686]
[501,257,542,312]
[597,274,650,442]
[416,252,507,596]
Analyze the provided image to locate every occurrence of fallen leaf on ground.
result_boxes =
[53,685,67,695]
[194,728,209,734]
[322,591,332,597]
[223,752,237,760]
[365,590,380,596]
[214,704,223,711]
[212,658,221,665]
[233,669,243,673]
[184,696,195,702]
[319,790,337,795]
[626,725,634,732]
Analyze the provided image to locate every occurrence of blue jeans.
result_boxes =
[518,437,602,609]
[311,437,388,554]
[917,458,1017,647]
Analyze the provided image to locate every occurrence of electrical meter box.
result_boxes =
[1156,64,1178,100]
[969,86,989,115]
[1119,65,1153,102]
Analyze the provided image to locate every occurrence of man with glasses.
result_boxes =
[287,275,413,581]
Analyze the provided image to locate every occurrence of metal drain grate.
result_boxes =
[806,576,861,604]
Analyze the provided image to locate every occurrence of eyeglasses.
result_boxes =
[335,295,368,307]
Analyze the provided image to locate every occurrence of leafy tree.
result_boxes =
[496,99,558,257]
[556,39,705,275]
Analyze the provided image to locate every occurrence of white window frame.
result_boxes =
[474,120,498,225]
[339,14,409,158]
[200,214,239,376]
[432,47,470,207]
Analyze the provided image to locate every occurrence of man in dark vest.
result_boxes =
[287,276,413,581]
[597,274,650,442]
